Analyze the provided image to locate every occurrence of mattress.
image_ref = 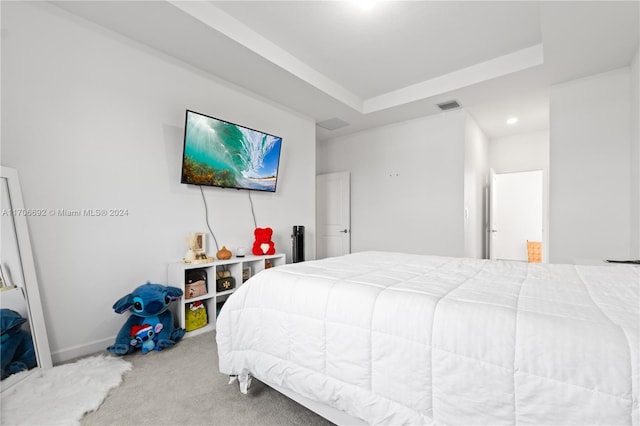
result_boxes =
[216,251,639,425]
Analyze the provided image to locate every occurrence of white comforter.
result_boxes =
[216,252,639,425]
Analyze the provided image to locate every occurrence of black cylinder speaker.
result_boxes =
[291,225,305,263]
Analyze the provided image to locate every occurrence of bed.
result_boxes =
[216,251,639,425]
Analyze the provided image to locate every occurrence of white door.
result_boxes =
[316,172,350,259]
[490,170,543,261]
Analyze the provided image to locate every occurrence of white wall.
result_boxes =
[631,47,639,259]
[550,68,632,263]
[464,115,489,258]
[490,131,549,174]
[1,2,316,363]
[317,111,467,257]
[489,130,550,262]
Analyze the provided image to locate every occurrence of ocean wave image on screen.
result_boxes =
[182,112,282,191]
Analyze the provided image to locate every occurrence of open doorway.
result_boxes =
[489,169,544,261]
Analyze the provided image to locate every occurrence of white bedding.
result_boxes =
[216,252,639,425]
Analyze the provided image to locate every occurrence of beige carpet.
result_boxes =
[81,331,333,425]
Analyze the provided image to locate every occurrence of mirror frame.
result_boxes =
[1,166,52,390]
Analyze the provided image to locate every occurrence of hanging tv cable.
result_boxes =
[248,191,258,229]
[199,186,220,252]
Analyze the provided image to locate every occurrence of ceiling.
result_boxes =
[52,1,639,141]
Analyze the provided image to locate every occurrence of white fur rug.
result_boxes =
[1,354,131,425]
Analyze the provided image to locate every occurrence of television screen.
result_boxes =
[181,110,282,192]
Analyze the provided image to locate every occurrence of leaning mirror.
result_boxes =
[1,166,51,391]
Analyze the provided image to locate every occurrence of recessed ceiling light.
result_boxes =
[506,117,519,125]
[353,0,376,12]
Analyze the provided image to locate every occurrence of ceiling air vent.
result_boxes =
[316,118,349,131]
[436,100,461,111]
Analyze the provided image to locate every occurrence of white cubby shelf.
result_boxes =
[167,253,286,337]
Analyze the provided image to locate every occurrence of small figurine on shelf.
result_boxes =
[184,233,213,264]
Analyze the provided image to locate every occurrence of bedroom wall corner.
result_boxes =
[463,114,489,259]
[549,67,632,264]
[630,46,639,259]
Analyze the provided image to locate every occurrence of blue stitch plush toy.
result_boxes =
[130,323,163,354]
[107,283,185,356]
[1,309,37,379]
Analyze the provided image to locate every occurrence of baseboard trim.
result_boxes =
[51,336,115,365]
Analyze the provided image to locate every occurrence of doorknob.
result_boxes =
[340,229,349,233]
[491,229,498,233]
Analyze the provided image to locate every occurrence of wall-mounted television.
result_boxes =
[181,109,282,192]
